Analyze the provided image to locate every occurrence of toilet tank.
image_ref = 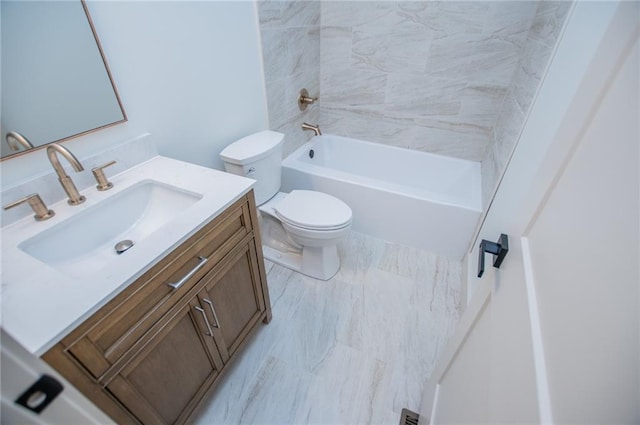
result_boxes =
[220,130,284,205]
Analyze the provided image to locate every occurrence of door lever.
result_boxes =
[477,234,509,278]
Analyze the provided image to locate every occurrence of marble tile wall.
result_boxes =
[318,1,540,162]
[481,1,572,206]
[257,1,321,157]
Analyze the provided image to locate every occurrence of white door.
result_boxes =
[1,329,114,424]
[420,2,639,423]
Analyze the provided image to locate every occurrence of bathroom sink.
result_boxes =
[1,155,257,356]
[18,180,202,278]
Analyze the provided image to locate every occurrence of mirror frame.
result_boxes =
[1,0,127,162]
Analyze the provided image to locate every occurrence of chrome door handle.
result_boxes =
[194,306,213,336]
[477,234,509,278]
[167,256,208,289]
[202,298,220,328]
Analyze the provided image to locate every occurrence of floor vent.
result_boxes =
[400,408,420,425]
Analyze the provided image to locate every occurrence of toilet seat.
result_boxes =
[274,190,352,231]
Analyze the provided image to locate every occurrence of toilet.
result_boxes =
[220,130,352,280]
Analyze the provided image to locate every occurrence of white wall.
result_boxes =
[1,0,269,188]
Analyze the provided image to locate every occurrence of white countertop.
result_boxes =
[0,156,254,356]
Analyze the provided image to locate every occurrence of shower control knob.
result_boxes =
[298,88,318,111]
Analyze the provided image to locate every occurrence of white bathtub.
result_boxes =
[281,135,482,259]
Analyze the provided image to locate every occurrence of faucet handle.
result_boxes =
[298,88,318,111]
[92,160,117,191]
[3,194,55,221]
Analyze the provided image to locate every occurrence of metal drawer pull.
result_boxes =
[202,298,220,328]
[194,306,213,336]
[167,256,208,289]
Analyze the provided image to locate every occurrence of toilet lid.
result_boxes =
[274,190,352,231]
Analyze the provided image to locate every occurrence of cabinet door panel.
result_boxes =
[200,241,265,362]
[107,300,223,425]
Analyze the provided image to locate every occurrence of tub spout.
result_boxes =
[302,122,322,136]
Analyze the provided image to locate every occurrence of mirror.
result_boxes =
[1,0,126,160]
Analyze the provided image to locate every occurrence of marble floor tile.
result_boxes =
[267,276,347,374]
[194,231,462,425]
[236,355,314,425]
[335,231,384,284]
[294,343,387,425]
[199,355,315,425]
[377,243,420,279]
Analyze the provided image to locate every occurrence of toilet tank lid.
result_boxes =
[220,130,284,165]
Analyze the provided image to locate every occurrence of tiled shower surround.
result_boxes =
[257,1,571,207]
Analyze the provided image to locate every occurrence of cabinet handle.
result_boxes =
[167,256,208,289]
[202,298,220,328]
[194,306,213,336]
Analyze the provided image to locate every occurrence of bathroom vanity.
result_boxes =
[1,156,271,424]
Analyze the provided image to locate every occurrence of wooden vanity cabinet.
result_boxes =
[43,191,271,425]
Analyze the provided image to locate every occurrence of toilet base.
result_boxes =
[262,244,340,281]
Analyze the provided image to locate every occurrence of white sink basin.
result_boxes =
[18,180,202,278]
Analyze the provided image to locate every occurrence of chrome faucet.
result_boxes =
[302,122,322,136]
[47,143,86,205]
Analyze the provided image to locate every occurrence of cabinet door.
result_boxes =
[105,298,224,425]
[198,240,266,362]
